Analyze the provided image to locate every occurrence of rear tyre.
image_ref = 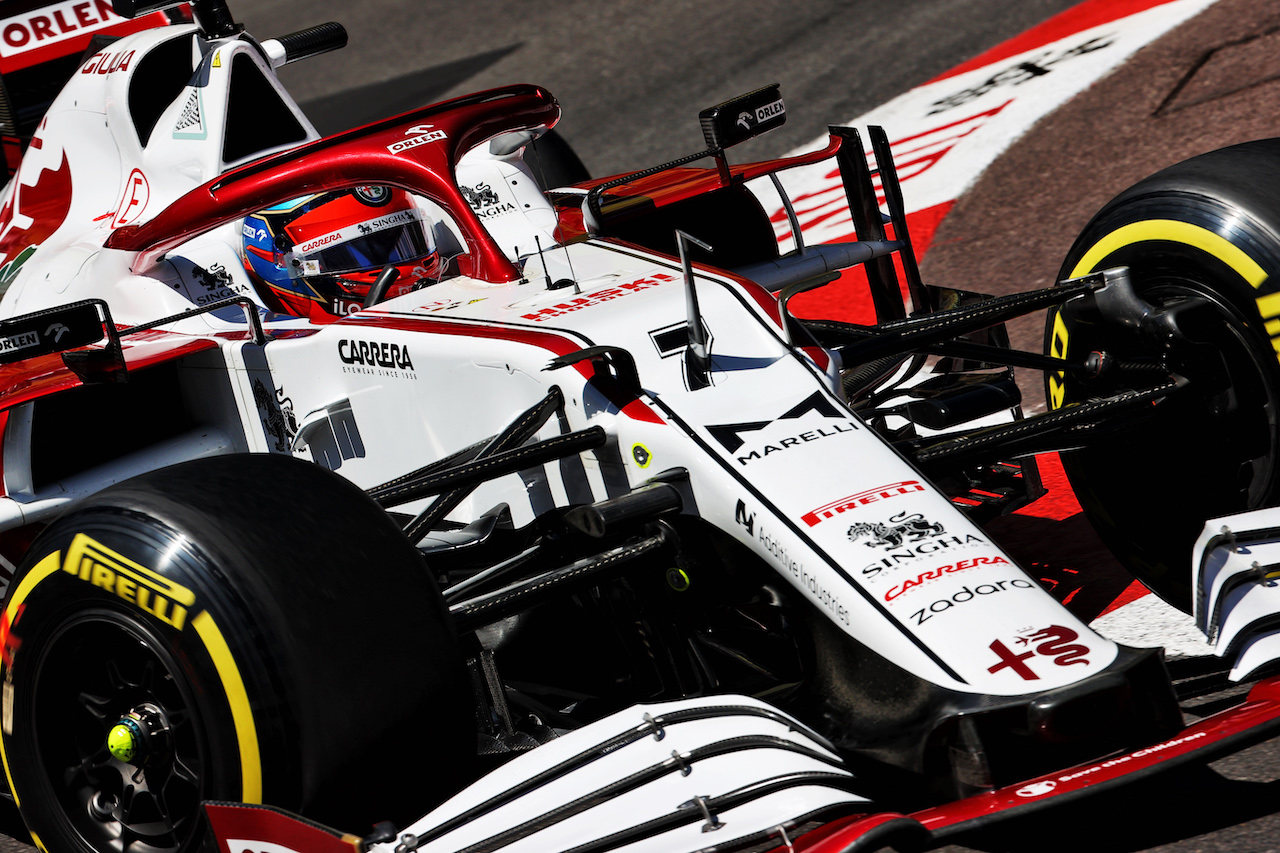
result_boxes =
[1048,139,1280,611]
[0,454,473,853]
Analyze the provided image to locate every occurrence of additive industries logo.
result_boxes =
[387,124,447,154]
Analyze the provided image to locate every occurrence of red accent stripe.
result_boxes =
[338,314,666,424]
[0,12,171,74]
[928,0,1178,84]
[1096,579,1151,618]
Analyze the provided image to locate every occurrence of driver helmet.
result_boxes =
[241,186,442,319]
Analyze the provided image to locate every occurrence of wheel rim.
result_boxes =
[1060,276,1280,606]
[31,611,206,853]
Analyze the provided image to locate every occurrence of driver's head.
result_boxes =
[241,186,441,318]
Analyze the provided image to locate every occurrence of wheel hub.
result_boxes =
[106,702,172,767]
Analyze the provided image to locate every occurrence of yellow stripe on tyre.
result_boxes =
[1051,218,1277,409]
[191,610,262,803]
[1069,219,1269,286]
[0,550,63,808]
[0,550,263,808]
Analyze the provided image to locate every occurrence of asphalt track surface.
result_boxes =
[7,1,1280,852]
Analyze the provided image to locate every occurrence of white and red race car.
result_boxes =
[3,2,1280,853]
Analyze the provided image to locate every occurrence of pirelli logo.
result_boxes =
[62,533,195,631]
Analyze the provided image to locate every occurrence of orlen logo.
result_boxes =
[387,124,447,154]
[755,99,785,122]
[1,0,127,58]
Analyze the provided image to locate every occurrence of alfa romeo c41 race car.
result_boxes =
[4,2,1280,853]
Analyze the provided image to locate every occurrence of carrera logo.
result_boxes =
[986,625,1090,680]
[338,339,414,370]
[62,533,195,631]
[520,273,677,321]
[387,124,447,154]
[1,0,127,58]
[294,232,343,254]
[802,480,924,526]
[884,555,1009,601]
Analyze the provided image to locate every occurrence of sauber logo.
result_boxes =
[802,481,924,526]
[338,339,414,370]
[1,0,128,59]
[387,124,447,154]
[62,533,196,631]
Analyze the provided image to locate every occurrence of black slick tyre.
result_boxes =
[0,453,473,853]
[1048,139,1280,611]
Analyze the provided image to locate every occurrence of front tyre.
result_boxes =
[0,454,473,853]
[1048,139,1280,611]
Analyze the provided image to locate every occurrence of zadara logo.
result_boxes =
[387,124,447,154]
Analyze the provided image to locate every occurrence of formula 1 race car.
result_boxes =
[5,2,1280,853]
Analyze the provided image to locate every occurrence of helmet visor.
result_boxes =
[288,208,436,278]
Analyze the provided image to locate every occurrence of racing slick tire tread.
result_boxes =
[0,453,473,853]
[1048,138,1280,612]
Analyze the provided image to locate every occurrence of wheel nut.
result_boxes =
[106,717,143,763]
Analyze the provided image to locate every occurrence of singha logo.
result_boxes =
[193,262,233,292]
[461,182,502,210]
[848,512,944,549]
[253,379,298,452]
